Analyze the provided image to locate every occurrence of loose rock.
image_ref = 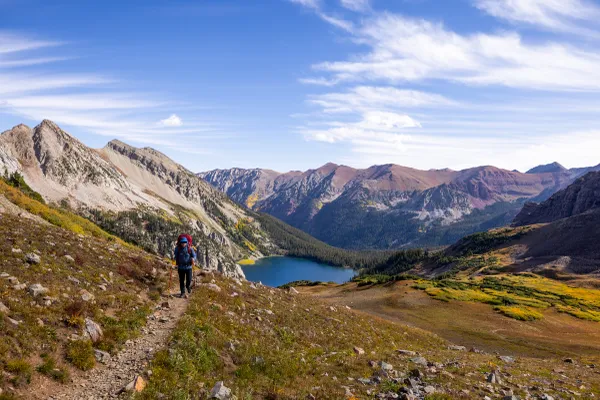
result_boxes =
[28,283,49,297]
[85,318,104,343]
[25,252,41,264]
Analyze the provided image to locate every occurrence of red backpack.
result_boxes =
[177,234,193,254]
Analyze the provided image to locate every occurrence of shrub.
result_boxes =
[37,354,70,383]
[66,340,95,371]
[6,358,33,387]
[494,306,543,321]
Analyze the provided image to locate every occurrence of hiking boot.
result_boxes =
[187,288,192,295]
[178,293,186,299]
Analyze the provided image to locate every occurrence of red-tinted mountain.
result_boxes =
[200,162,597,249]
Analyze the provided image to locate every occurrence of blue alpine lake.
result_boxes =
[241,257,356,287]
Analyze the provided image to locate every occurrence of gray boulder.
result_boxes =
[25,253,41,264]
[85,318,104,343]
[28,283,49,297]
[210,381,237,400]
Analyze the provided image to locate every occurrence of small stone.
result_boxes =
[379,361,393,371]
[94,349,111,364]
[79,289,95,302]
[7,276,19,285]
[28,283,49,297]
[410,356,428,366]
[487,371,502,385]
[424,386,435,394]
[98,284,107,291]
[13,283,26,291]
[36,318,44,326]
[397,349,417,356]
[64,255,75,262]
[0,302,9,314]
[12,248,22,254]
[161,301,170,309]
[498,356,515,363]
[564,358,575,364]
[25,253,41,264]
[353,347,365,355]
[448,345,466,351]
[289,287,299,294]
[124,375,146,392]
[203,283,222,293]
[8,317,21,326]
[84,318,104,343]
[210,381,236,399]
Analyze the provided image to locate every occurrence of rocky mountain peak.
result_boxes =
[526,162,567,174]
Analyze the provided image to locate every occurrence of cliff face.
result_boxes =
[0,121,278,279]
[513,171,600,227]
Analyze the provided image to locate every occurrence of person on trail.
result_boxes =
[173,236,197,298]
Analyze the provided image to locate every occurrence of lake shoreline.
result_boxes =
[241,256,357,288]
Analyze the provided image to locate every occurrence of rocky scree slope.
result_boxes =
[200,162,599,249]
[0,121,278,278]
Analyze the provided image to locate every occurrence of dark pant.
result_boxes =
[178,268,193,294]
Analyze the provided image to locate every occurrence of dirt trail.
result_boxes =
[46,293,188,400]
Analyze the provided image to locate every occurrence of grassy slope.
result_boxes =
[0,201,168,398]
[138,274,600,400]
[304,280,600,358]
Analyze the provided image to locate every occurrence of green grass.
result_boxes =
[5,359,32,387]
[412,274,600,323]
[136,274,600,399]
[37,354,70,383]
[494,305,543,321]
[65,340,95,371]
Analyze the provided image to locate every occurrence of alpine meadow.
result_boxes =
[2,1,600,399]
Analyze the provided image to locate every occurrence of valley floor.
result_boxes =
[300,281,600,359]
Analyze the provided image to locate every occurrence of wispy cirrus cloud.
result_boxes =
[288,0,354,31]
[290,0,600,171]
[0,31,225,152]
[474,0,600,36]
[340,0,370,12]
[309,86,458,114]
[304,14,600,91]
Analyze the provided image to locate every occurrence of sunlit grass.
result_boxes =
[413,274,600,323]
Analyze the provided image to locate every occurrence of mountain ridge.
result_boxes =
[0,121,277,279]
[199,161,600,249]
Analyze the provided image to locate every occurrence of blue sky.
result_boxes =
[2,0,600,173]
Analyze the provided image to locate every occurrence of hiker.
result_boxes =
[173,235,197,298]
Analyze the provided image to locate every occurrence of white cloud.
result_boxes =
[474,0,600,36]
[309,86,458,113]
[0,31,223,156]
[289,0,320,9]
[288,0,354,32]
[158,114,183,127]
[305,14,600,91]
[302,110,421,144]
[340,0,370,12]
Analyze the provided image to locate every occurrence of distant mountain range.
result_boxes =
[200,161,600,249]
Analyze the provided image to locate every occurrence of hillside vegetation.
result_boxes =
[137,273,600,399]
[0,211,167,397]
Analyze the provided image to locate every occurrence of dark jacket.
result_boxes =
[173,245,197,270]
